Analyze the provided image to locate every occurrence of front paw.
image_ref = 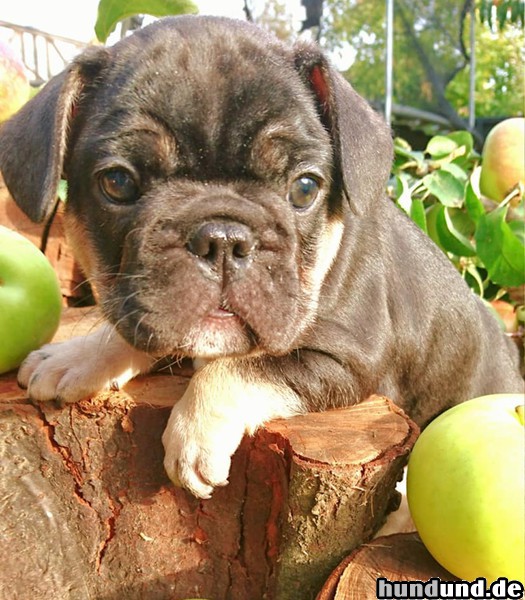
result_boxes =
[18,341,100,404]
[161,358,304,498]
[162,396,243,499]
[17,326,153,404]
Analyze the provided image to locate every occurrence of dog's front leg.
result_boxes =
[162,358,304,499]
[17,323,155,404]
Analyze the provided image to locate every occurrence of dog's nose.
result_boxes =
[187,221,256,274]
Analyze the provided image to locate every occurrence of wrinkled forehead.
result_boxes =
[102,20,319,127]
[76,20,331,179]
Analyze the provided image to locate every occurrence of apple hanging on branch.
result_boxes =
[0,226,62,374]
[479,117,525,205]
[0,40,31,123]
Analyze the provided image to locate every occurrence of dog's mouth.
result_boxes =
[179,302,259,359]
[200,305,247,342]
[205,306,238,320]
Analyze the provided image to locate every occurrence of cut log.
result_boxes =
[0,311,419,599]
[317,532,459,600]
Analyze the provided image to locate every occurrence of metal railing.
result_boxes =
[0,20,87,86]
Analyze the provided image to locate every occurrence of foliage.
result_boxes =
[323,0,469,111]
[321,0,524,127]
[95,0,198,43]
[252,0,295,41]
[446,19,524,118]
[479,0,524,29]
[390,131,525,304]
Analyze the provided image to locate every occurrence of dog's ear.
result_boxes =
[294,43,393,214]
[0,47,109,223]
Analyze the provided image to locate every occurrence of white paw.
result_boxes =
[17,325,153,404]
[161,358,304,498]
[162,394,242,499]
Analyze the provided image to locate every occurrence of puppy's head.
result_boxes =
[0,16,392,359]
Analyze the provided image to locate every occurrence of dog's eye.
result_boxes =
[99,169,140,204]
[288,176,320,209]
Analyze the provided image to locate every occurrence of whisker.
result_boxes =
[145,331,155,355]
[154,355,186,375]
[133,313,149,348]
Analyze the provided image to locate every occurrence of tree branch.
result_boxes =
[243,0,254,22]
[396,0,482,144]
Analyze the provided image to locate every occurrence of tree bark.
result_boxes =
[0,312,418,600]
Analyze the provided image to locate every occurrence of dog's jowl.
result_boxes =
[0,16,522,498]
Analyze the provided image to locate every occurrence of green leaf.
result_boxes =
[475,205,525,287]
[446,131,474,159]
[394,148,426,172]
[425,203,446,251]
[393,173,413,214]
[426,135,458,159]
[464,263,486,297]
[441,162,469,184]
[410,198,427,233]
[465,168,486,224]
[436,206,477,257]
[422,169,465,207]
[465,183,485,224]
[509,219,525,245]
[497,2,508,29]
[479,0,489,26]
[95,0,199,42]
[425,132,475,165]
[394,137,412,152]
[512,0,524,25]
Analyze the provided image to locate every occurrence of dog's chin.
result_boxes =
[180,308,256,358]
[112,306,258,359]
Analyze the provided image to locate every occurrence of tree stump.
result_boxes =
[0,311,419,599]
[317,532,458,600]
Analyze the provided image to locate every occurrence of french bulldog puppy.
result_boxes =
[0,16,522,498]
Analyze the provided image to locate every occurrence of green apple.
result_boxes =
[407,394,525,583]
[0,226,62,374]
[0,40,30,123]
[479,118,525,204]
